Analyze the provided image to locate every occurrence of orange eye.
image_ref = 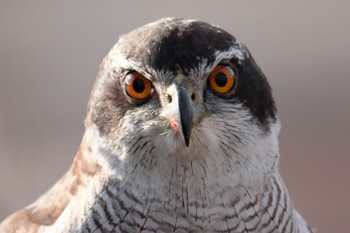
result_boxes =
[208,65,236,94]
[124,72,152,100]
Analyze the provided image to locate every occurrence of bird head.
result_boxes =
[84,18,280,184]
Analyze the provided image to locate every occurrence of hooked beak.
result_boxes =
[162,84,199,147]
[177,87,194,147]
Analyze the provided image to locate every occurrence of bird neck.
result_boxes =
[82,122,281,208]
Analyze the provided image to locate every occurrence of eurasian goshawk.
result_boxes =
[0,18,312,233]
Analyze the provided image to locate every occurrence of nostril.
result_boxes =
[191,93,196,101]
[167,94,172,103]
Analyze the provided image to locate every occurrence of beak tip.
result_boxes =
[181,125,192,147]
[185,139,190,147]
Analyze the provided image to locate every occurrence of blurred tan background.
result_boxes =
[1,1,349,232]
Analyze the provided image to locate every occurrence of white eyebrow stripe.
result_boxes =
[110,42,246,84]
[214,43,247,64]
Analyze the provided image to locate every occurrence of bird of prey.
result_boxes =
[0,18,312,233]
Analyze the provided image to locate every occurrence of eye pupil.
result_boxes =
[133,78,145,93]
[215,72,227,87]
